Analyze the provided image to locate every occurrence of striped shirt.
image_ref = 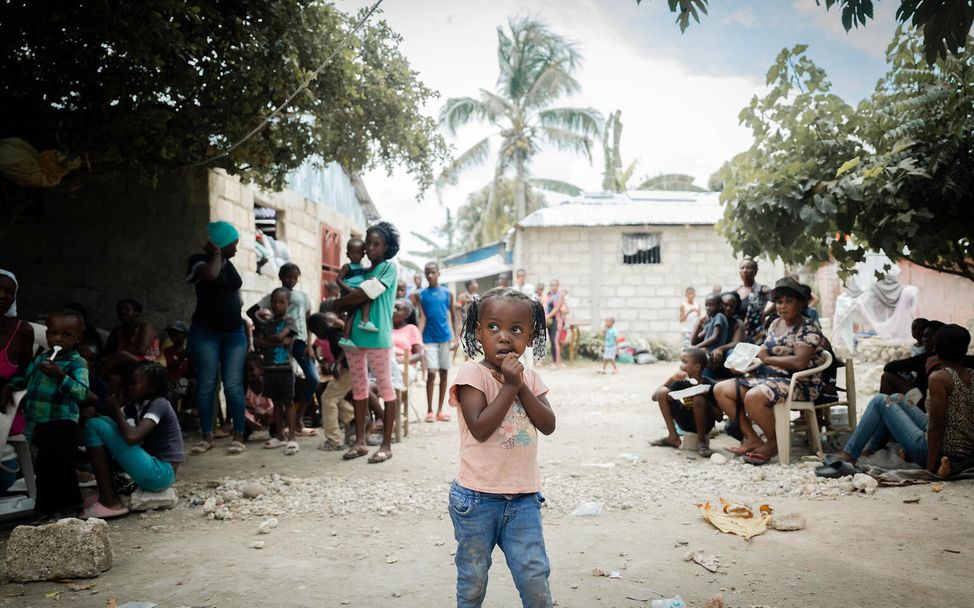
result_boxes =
[8,349,89,439]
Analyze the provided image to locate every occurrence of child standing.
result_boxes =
[243,353,275,437]
[416,261,458,422]
[249,263,319,437]
[336,237,374,347]
[449,287,555,608]
[252,288,299,455]
[163,320,194,413]
[679,287,700,349]
[600,317,618,374]
[0,311,89,521]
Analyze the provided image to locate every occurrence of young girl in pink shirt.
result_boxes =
[448,287,556,608]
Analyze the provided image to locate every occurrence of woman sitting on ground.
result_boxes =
[82,362,184,519]
[98,298,160,383]
[819,324,974,478]
[713,277,826,465]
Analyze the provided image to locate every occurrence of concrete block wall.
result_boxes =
[514,225,785,347]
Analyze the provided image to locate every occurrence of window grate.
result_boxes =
[622,232,661,265]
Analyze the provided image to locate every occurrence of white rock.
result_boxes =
[128,487,178,512]
[202,497,218,513]
[241,483,267,499]
[709,453,727,465]
[771,513,806,531]
[852,473,878,493]
[249,540,265,549]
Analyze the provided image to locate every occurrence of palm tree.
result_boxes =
[438,18,601,239]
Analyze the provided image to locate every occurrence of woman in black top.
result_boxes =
[186,221,248,455]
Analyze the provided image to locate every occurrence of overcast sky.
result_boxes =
[341,0,898,268]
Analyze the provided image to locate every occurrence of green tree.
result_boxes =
[455,179,546,248]
[0,1,448,194]
[408,209,460,262]
[718,31,974,282]
[438,18,601,241]
[637,0,973,64]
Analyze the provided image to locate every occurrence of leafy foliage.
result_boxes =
[636,0,973,64]
[601,110,638,192]
[455,179,545,249]
[438,18,601,240]
[717,31,974,282]
[0,1,448,193]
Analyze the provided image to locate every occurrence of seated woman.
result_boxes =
[713,277,826,465]
[98,299,160,386]
[82,362,183,519]
[879,320,945,410]
[819,324,974,478]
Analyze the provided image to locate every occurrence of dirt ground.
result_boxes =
[2,361,973,608]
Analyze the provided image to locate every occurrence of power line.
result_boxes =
[194,0,385,167]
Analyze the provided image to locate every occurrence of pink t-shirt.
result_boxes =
[448,360,549,494]
[392,324,422,358]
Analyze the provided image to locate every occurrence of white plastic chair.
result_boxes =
[774,350,833,465]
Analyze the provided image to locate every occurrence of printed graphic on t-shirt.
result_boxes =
[498,400,536,449]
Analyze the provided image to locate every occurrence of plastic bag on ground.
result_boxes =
[695,498,773,540]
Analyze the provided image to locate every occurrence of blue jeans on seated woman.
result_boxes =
[83,416,175,492]
[448,481,552,608]
[844,394,928,463]
[188,324,247,435]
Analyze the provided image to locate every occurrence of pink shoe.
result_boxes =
[83,494,99,508]
[84,501,129,520]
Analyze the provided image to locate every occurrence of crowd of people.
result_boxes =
[651,259,974,473]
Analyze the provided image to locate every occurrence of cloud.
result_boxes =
[724,7,759,29]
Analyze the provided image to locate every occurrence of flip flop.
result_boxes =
[744,452,772,465]
[190,441,213,455]
[368,450,392,464]
[728,446,751,456]
[435,412,451,422]
[295,428,319,437]
[84,501,129,520]
[263,438,285,449]
[284,441,300,456]
[317,440,346,451]
[650,437,680,448]
[342,446,370,460]
[815,460,860,478]
[424,413,435,423]
[226,440,247,455]
[697,444,715,458]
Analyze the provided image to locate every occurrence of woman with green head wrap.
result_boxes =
[185,221,248,455]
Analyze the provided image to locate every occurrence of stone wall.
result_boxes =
[2,168,366,333]
[514,225,785,346]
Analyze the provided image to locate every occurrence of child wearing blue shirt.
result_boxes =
[600,317,619,374]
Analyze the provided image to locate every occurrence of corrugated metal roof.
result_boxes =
[518,190,723,228]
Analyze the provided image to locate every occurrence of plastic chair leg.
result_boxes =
[803,409,823,456]
[774,402,791,466]
[9,436,36,498]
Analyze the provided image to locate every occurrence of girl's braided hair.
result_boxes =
[460,287,547,361]
[134,361,172,402]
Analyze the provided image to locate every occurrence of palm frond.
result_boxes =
[479,89,515,123]
[523,64,581,110]
[439,97,491,136]
[436,136,492,187]
[528,178,583,196]
[536,107,603,139]
[539,127,593,162]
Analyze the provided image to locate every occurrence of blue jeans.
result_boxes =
[83,416,175,492]
[188,324,247,435]
[292,340,320,403]
[449,481,552,608]
[844,394,928,462]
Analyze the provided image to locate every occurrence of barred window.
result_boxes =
[622,232,661,264]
